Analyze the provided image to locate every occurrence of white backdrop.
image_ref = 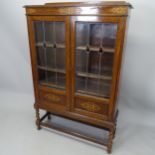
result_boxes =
[0,0,155,153]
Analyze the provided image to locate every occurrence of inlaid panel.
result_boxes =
[39,90,66,105]
[75,97,108,116]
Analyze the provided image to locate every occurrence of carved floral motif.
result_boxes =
[80,102,100,112]
[43,94,60,102]
[111,7,127,14]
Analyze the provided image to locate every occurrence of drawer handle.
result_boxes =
[80,102,100,112]
[43,94,60,102]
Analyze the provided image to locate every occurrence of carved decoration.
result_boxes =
[58,8,68,14]
[111,7,127,14]
[28,8,36,14]
[27,6,127,15]
[80,102,100,112]
[43,94,60,102]
[58,7,82,14]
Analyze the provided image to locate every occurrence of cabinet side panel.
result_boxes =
[109,17,127,121]
[27,16,40,103]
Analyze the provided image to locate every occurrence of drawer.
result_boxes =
[39,90,66,105]
[74,96,109,119]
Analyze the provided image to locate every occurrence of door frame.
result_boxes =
[27,16,71,110]
[70,16,127,120]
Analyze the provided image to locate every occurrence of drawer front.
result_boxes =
[73,95,109,120]
[39,91,66,106]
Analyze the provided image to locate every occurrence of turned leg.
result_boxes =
[107,128,114,154]
[113,127,116,139]
[36,108,41,130]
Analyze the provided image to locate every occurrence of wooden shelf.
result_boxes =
[76,77,111,98]
[76,46,115,53]
[39,81,65,90]
[36,42,44,46]
[77,90,109,98]
[40,121,107,146]
[36,42,65,48]
[76,71,112,80]
[38,66,66,74]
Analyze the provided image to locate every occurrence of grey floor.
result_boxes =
[0,90,154,155]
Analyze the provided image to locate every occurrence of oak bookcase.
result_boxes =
[25,1,132,153]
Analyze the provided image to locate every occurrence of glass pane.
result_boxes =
[76,76,85,91]
[76,23,89,46]
[76,77,111,98]
[46,47,55,68]
[46,47,65,70]
[44,22,65,45]
[33,21,66,90]
[90,23,102,46]
[57,73,66,87]
[56,48,65,69]
[86,78,111,97]
[76,50,87,72]
[47,71,56,84]
[88,51,100,74]
[75,22,118,98]
[55,22,65,44]
[36,46,46,66]
[38,69,46,82]
[45,22,54,44]
[101,53,114,76]
[102,24,117,48]
[47,72,66,89]
[33,21,44,43]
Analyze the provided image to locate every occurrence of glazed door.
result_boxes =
[28,16,70,110]
[71,16,122,119]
